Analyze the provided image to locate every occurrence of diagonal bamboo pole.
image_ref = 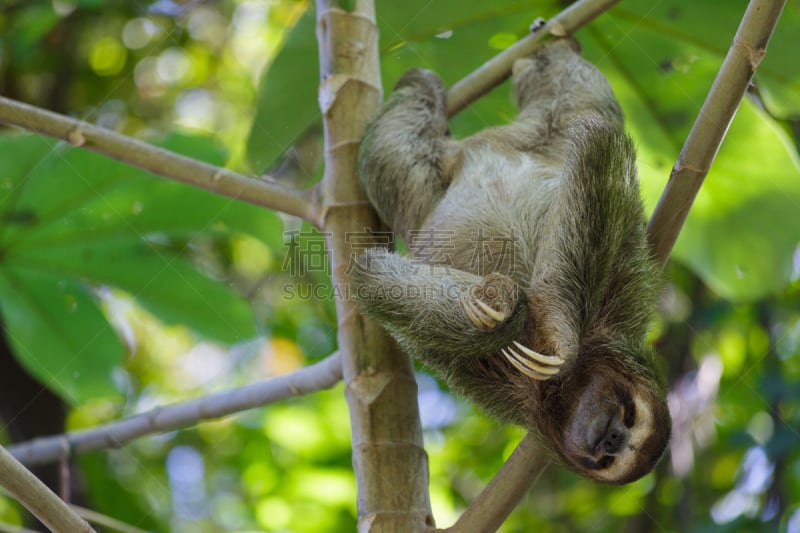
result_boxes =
[0,445,95,532]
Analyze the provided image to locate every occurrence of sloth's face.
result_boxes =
[557,370,671,484]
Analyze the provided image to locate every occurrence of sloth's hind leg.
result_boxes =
[358,69,456,239]
[510,39,623,143]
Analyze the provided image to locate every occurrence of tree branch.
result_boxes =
[8,352,342,467]
[646,0,787,266]
[70,505,150,533]
[442,435,549,533]
[0,445,95,532]
[315,1,433,531]
[446,0,622,117]
[0,96,320,225]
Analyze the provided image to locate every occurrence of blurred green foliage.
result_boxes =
[0,1,798,532]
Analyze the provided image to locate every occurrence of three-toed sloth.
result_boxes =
[353,39,671,484]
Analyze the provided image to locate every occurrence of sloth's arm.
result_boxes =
[353,248,527,358]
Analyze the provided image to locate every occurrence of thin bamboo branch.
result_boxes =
[71,505,150,533]
[0,445,95,532]
[0,97,320,225]
[443,435,549,533]
[9,352,342,467]
[646,0,787,266]
[446,0,622,117]
[315,0,432,531]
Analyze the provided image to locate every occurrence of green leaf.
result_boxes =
[601,0,800,118]
[12,241,257,343]
[245,1,561,171]
[669,102,800,299]
[77,0,107,7]
[0,268,124,404]
[8,5,59,63]
[581,2,800,300]
[7,141,283,252]
[0,132,284,401]
[374,0,549,49]
[0,133,283,251]
[246,10,319,172]
[756,4,800,117]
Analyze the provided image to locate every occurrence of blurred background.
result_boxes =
[0,0,799,531]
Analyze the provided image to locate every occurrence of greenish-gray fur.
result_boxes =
[353,39,669,484]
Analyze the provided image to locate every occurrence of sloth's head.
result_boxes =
[535,346,671,485]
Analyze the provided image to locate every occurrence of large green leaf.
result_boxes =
[0,133,283,402]
[246,11,320,172]
[602,0,800,118]
[244,1,560,171]
[12,240,258,343]
[583,1,800,300]
[6,4,59,64]
[758,4,800,117]
[0,268,123,403]
[373,0,546,48]
[670,102,800,299]
[4,136,283,251]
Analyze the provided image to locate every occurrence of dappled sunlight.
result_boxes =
[668,355,723,477]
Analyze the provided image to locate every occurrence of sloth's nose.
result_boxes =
[601,421,628,455]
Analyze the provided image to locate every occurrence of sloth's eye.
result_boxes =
[622,394,636,428]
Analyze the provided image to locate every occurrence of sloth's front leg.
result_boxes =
[353,248,528,358]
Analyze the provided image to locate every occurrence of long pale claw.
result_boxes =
[464,299,493,328]
[502,349,554,380]
[475,299,505,322]
[512,341,563,366]
[463,299,481,326]
[463,297,505,329]
[502,343,563,381]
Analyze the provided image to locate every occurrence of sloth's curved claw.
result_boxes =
[463,297,503,329]
[464,299,491,328]
[502,348,553,380]
[502,343,562,380]
[463,299,480,325]
[475,299,505,322]
[512,341,563,366]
